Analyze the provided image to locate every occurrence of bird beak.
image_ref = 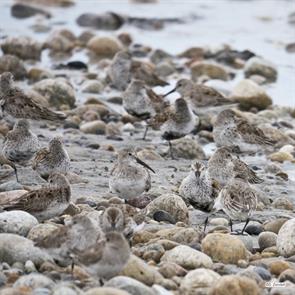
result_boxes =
[134,156,155,174]
[111,223,116,229]
[163,87,176,97]
[194,170,200,178]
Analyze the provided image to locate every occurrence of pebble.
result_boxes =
[81,80,104,93]
[269,260,290,276]
[80,120,106,134]
[230,79,272,110]
[252,266,272,281]
[272,197,294,210]
[45,29,76,52]
[279,268,295,284]
[105,276,155,295]
[161,245,213,269]
[190,61,229,81]
[13,273,55,289]
[258,231,278,250]
[277,218,295,257]
[245,222,264,235]
[269,151,294,163]
[158,262,187,278]
[0,54,27,80]
[85,287,131,295]
[180,268,221,294]
[87,36,122,57]
[201,233,248,264]
[27,223,61,243]
[210,218,229,226]
[264,218,288,234]
[0,211,38,236]
[24,260,37,273]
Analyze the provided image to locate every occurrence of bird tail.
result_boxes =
[39,108,67,121]
[249,173,263,184]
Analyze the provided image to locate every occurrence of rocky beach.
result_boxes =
[0,0,295,294]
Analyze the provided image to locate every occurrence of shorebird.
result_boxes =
[0,72,66,121]
[164,78,233,113]
[101,207,125,233]
[109,148,155,200]
[75,231,130,281]
[2,119,40,166]
[208,147,263,186]
[157,97,199,158]
[3,172,71,221]
[122,79,168,139]
[32,136,71,179]
[108,51,132,91]
[179,161,217,211]
[213,109,274,153]
[212,173,258,234]
[35,214,103,266]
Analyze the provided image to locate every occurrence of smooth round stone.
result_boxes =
[272,197,294,211]
[253,266,272,281]
[269,260,290,276]
[264,218,288,234]
[277,218,295,257]
[210,218,229,226]
[0,210,38,236]
[25,260,37,273]
[258,231,277,250]
[245,223,264,235]
[279,269,295,284]
[13,273,55,289]
[84,287,131,295]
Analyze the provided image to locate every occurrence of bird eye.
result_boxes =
[128,152,132,156]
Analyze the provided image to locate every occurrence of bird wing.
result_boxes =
[32,147,49,169]
[237,120,275,145]
[34,225,68,248]
[233,158,263,184]
[4,187,57,212]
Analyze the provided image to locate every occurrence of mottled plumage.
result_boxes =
[213,109,275,152]
[179,161,216,211]
[109,148,155,200]
[3,172,71,221]
[0,154,18,182]
[75,232,130,280]
[32,136,70,179]
[2,119,40,165]
[208,147,263,186]
[213,175,258,233]
[0,72,66,121]
[101,207,125,232]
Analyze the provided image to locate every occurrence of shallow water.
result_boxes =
[0,0,294,106]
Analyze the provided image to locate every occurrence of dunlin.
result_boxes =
[213,109,274,152]
[208,147,263,186]
[101,207,125,232]
[32,136,71,179]
[108,51,132,91]
[2,119,40,165]
[213,174,258,234]
[164,78,232,112]
[179,161,216,211]
[0,72,66,121]
[36,214,103,266]
[3,172,71,221]
[75,232,130,281]
[160,98,199,158]
[109,148,155,200]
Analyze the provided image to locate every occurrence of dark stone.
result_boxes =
[11,3,51,19]
[245,224,264,235]
[153,210,176,224]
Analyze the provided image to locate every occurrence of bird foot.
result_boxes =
[230,230,248,236]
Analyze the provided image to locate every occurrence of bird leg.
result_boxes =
[241,218,250,235]
[13,166,19,183]
[229,219,233,232]
[142,124,149,140]
[168,141,175,159]
[203,216,209,232]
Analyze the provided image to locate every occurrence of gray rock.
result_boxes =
[277,218,295,257]
[53,282,82,295]
[191,61,229,81]
[84,287,131,295]
[0,211,38,236]
[25,260,37,273]
[244,57,278,82]
[105,276,155,295]
[237,234,254,252]
[161,245,213,269]
[0,181,24,192]
[155,62,175,77]
[258,231,277,250]
[33,78,76,108]
[0,233,53,266]
[45,29,76,52]
[81,80,104,94]
[253,266,272,281]
[0,54,27,80]
[1,36,43,60]
[11,3,51,19]
[27,222,61,243]
[13,273,55,289]
[80,120,106,134]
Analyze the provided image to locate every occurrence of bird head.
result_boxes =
[164,79,193,97]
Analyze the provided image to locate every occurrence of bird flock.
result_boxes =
[0,61,276,282]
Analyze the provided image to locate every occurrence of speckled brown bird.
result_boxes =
[0,72,66,121]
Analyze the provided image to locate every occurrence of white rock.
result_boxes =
[277,218,295,257]
[13,273,55,289]
[161,245,213,269]
[279,145,294,154]
[81,80,104,94]
[0,210,38,236]
[180,268,221,294]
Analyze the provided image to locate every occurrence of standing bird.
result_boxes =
[2,119,40,166]
[109,148,155,200]
[32,136,71,179]
[213,109,274,153]
[158,98,199,159]
[75,232,130,281]
[0,72,66,121]
[0,154,19,182]
[101,207,125,233]
[179,161,217,211]
[122,79,168,139]
[208,147,263,186]
[164,79,233,113]
[108,51,132,91]
[213,174,258,234]
[2,172,71,221]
